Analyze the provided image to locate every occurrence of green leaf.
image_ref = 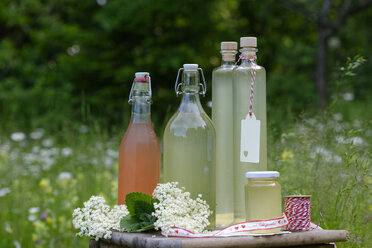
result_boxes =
[120,213,156,232]
[120,215,142,232]
[137,223,155,232]
[134,201,155,220]
[122,192,158,232]
[139,213,156,223]
[125,192,154,217]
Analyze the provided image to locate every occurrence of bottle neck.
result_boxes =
[130,79,152,123]
[179,70,203,113]
[181,70,200,93]
[179,93,203,113]
[240,47,258,65]
[221,50,236,66]
[131,97,151,123]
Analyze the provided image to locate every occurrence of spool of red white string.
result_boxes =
[284,195,311,231]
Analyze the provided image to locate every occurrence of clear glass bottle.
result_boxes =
[233,37,267,222]
[163,64,216,228]
[212,42,237,227]
[118,72,160,205]
[245,171,282,234]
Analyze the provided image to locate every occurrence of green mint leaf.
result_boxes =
[134,201,155,220]
[120,215,142,232]
[136,223,155,232]
[125,192,154,217]
[120,213,156,232]
[139,213,156,223]
[122,192,158,232]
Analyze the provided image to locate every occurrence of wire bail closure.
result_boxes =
[174,68,207,96]
[128,75,152,104]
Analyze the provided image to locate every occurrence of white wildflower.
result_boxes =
[310,146,343,163]
[72,196,129,240]
[96,0,107,6]
[333,113,343,121]
[42,139,54,147]
[10,132,26,142]
[106,149,118,158]
[30,129,44,140]
[28,215,37,222]
[61,147,74,157]
[13,240,21,248]
[104,157,113,167]
[342,92,354,101]
[0,188,11,197]
[5,222,12,233]
[28,207,40,214]
[58,172,72,180]
[335,136,347,144]
[152,182,212,235]
[349,136,364,145]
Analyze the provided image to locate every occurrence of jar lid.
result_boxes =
[245,171,280,178]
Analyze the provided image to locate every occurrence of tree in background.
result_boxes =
[0,0,371,133]
[281,0,372,108]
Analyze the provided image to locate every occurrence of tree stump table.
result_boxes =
[89,229,349,248]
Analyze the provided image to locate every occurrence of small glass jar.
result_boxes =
[245,171,282,233]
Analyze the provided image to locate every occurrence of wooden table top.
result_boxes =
[89,229,349,248]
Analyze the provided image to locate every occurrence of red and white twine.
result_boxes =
[284,196,312,231]
[237,55,257,117]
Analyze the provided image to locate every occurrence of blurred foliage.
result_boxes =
[0,0,372,135]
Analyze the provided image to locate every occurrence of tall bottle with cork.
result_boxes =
[212,42,237,227]
[118,72,160,205]
[233,37,267,222]
[163,64,216,228]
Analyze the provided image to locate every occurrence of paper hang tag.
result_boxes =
[240,113,260,163]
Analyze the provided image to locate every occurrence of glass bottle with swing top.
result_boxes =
[163,64,216,228]
[233,37,267,223]
[212,42,237,227]
[118,72,160,205]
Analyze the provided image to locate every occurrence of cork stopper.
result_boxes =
[240,37,257,48]
[221,42,238,50]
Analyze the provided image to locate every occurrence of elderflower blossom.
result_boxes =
[152,182,212,235]
[72,196,129,240]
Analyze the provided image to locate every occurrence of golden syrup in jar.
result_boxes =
[245,171,282,234]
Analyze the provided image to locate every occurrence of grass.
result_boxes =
[270,112,372,247]
[0,126,121,247]
[0,106,371,247]
[1,111,371,248]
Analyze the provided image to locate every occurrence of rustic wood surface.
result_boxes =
[89,230,348,248]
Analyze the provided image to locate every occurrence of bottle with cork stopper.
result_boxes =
[233,37,267,223]
[118,72,161,205]
[212,41,237,227]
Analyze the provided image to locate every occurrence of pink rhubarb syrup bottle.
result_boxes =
[118,72,160,204]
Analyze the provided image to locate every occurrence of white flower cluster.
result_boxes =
[72,196,129,240]
[152,182,212,235]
